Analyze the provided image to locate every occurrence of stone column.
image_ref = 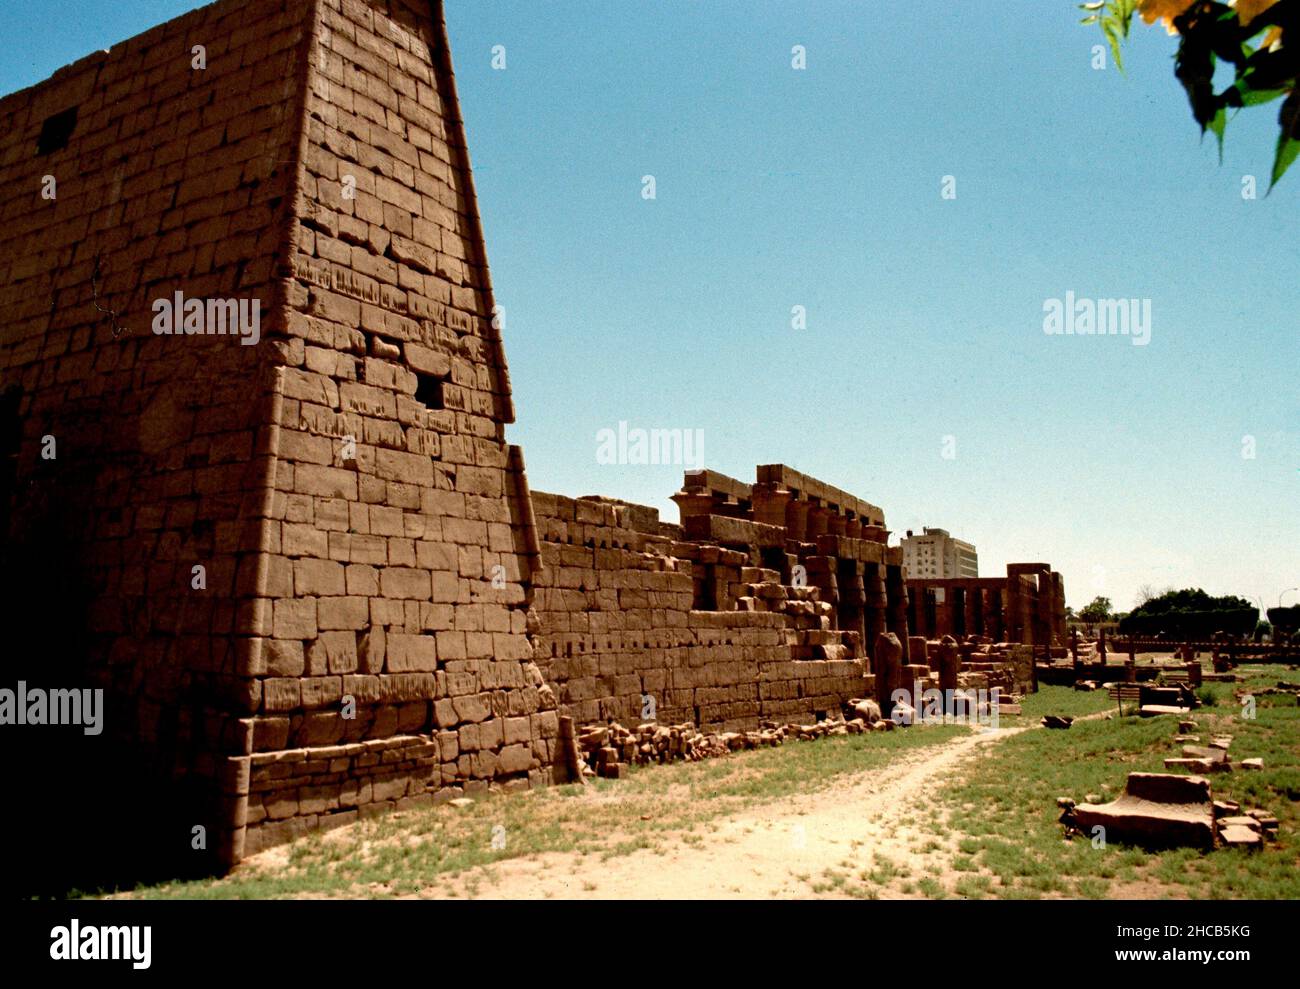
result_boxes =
[1004,582,1023,644]
[784,497,811,542]
[1035,576,1052,647]
[841,562,866,643]
[751,482,792,531]
[935,588,952,638]
[807,557,837,626]
[671,490,716,524]
[806,503,830,539]
[963,586,978,639]
[885,564,911,664]
[864,564,887,665]
[1051,572,1067,643]
[937,634,960,713]
[874,631,903,717]
[983,588,1002,641]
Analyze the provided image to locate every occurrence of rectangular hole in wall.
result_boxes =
[414,372,444,409]
[37,107,79,156]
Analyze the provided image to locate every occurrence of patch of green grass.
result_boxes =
[916,877,946,899]
[108,722,967,899]
[1001,684,1119,723]
[934,675,1300,900]
[954,874,993,899]
[867,852,901,886]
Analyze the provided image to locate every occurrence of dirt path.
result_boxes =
[463,725,1025,899]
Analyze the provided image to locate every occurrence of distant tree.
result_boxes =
[1129,587,1254,616]
[1078,596,1115,623]
[1081,0,1299,188]
[1122,587,1259,636]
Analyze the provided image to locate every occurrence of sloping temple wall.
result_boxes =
[0,0,548,878]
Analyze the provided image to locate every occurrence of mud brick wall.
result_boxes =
[0,0,314,881]
[529,491,870,734]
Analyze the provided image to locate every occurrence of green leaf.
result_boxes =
[1102,19,1124,73]
[1269,135,1299,189]
[1239,85,1289,108]
[1270,89,1300,190]
[1113,0,1138,35]
[1207,107,1227,162]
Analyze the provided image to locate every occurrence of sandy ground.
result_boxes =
[458,725,1025,899]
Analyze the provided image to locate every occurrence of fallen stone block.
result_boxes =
[1218,824,1262,849]
[1164,757,1230,774]
[1041,715,1073,729]
[1218,815,1262,831]
[1247,809,1279,838]
[1067,773,1215,850]
[1239,757,1264,771]
[1139,704,1190,717]
[1178,720,1198,733]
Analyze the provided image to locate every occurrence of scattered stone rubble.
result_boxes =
[1162,720,1263,775]
[1234,682,1300,704]
[572,707,893,780]
[1057,722,1281,851]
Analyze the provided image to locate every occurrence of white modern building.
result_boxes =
[902,527,978,581]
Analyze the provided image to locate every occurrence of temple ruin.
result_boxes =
[0,0,1066,877]
[906,564,1067,646]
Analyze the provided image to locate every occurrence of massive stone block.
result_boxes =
[0,0,543,879]
[1069,773,1216,851]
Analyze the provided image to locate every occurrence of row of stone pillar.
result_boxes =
[873,631,961,717]
[751,482,887,544]
[910,585,1008,642]
[809,558,909,670]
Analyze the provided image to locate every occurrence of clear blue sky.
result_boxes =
[4,1,1296,614]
